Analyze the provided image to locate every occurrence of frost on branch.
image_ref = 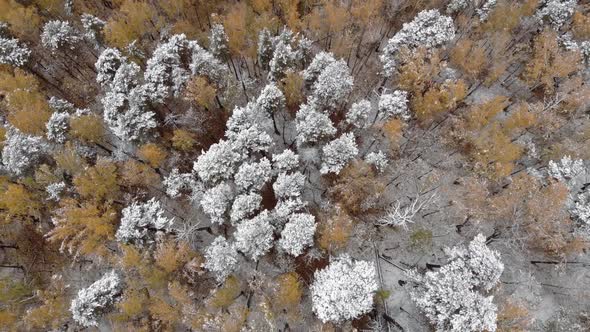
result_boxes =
[295,102,337,145]
[70,270,122,327]
[378,90,410,121]
[209,23,229,59]
[201,183,234,224]
[407,234,504,332]
[1,127,47,176]
[96,48,125,87]
[310,254,378,323]
[41,20,81,51]
[377,192,436,229]
[278,213,316,256]
[311,59,354,110]
[115,198,175,244]
[234,210,275,261]
[272,149,300,173]
[365,151,389,173]
[234,158,272,192]
[273,172,305,199]
[380,10,455,76]
[302,51,336,84]
[536,0,577,30]
[230,192,262,223]
[346,99,371,128]
[80,14,105,44]
[46,111,70,143]
[320,133,359,175]
[0,26,30,66]
[203,236,239,282]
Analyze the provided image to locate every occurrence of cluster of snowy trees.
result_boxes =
[407,234,504,332]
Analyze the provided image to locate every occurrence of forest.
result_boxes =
[0,0,589,331]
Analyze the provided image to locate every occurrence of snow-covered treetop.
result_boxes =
[70,270,122,327]
[407,234,504,332]
[256,83,286,115]
[273,171,305,199]
[234,210,275,261]
[311,59,354,110]
[0,31,30,67]
[536,0,577,30]
[163,168,198,198]
[365,151,389,173]
[278,213,316,256]
[268,40,297,81]
[302,51,336,84]
[378,90,410,121]
[547,156,585,184]
[345,99,371,128]
[295,102,337,145]
[311,254,378,323]
[96,48,125,87]
[80,13,105,43]
[46,181,66,201]
[201,182,234,224]
[203,236,239,282]
[230,192,262,224]
[258,28,274,70]
[41,20,81,51]
[1,127,47,176]
[193,139,243,185]
[190,43,227,84]
[380,9,455,76]
[234,158,272,192]
[115,198,175,244]
[209,23,229,59]
[272,149,300,173]
[320,133,359,175]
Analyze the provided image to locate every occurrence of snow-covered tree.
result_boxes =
[0,34,30,67]
[203,236,239,282]
[48,97,75,112]
[45,112,70,143]
[80,13,105,44]
[311,59,354,110]
[190,45,227,85]
[230,192,262,223]
[320,133,359,175]
[311,254,378,323]
[1,128,47,176]
[536,0,577,30]
[70,270,122,327]
[268,40,296,81]
[258,28,274,70]
[273,172,305,199]
[278,213,316,256]
[41,20,81,51]
[193,139,242,185]
[296,35,313,64]
[272,149,300,173]
[295,102,337,145]
[96,48,125,87]
[380,10,455,76]
[209,23,229,59]
[115,198,175,244]
[273,197,308,222]
[234,210,275,261]
[407,234,504,332]
[256,83,285,115]
[378,90,410,121]
[234,158,272,192]
[547,156,585,184]
[101,86,156,141]
[476,0,498,21]
[201,183,234,224]
[345,99,371,128]
[573,191,590,233]
[302,51,336,84]
[46,181,66,201]
[446,0,469,14]
[162,168,198,198]
[365,151,389,173]
[231,126,273,155]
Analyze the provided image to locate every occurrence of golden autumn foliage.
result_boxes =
[318,209,354,251]
[138,143,167,168]
[329,160,385,215]
[497,299,532,332]
[382,118,405,149]
[281,71,305,112]
[0,0,41,38]
[104,0,161,48]
[184,76,218,109]
[522,29,581,94]
[470,124,523,179]
[53,142,88,176]
[209,275,242,309]
[73,159,120,202]
[273,272,302,311]
[0,183,42,221]
[450,38,488,79]
[120,160,160,188]
[172,129,197,151]
[69,114,105,143]
[23,276,69,330]
[46,198,117,257]
[115,288,148,321]
[572,11,590,40]
[154,240,196,274]
[0,69,51,135]
[465,96,509,131]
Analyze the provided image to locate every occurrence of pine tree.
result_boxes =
[40,20,81,51]
[70,271,122,327]
[320,133,359,175]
